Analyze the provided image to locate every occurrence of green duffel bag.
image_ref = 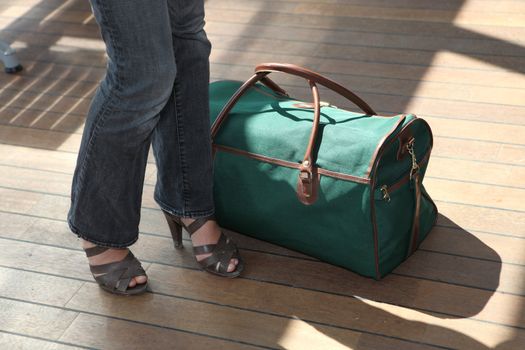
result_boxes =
[209,63,438,279]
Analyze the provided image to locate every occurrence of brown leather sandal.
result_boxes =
[84,246,148,295]
[163,211,244,278]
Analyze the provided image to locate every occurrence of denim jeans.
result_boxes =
[68,0,215,247]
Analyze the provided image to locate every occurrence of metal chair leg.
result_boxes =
[0,41,23,74]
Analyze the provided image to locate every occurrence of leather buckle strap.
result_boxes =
[297,161,318,205]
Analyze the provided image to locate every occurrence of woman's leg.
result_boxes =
[68,0,177,286]
[68,0,175,245]
[152,0,238,272]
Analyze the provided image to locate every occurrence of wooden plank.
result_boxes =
[0,254,516,350]
[0,266,83,307]
[146,264,525,350]
[421,226,525,266]
[0,106,86,134]
[425,157,525,189]
[205,24,525,71]
[291,3,525,28]
[424,178,525,212]
[432,139,525,166]
[0,187,42,214]
[0,245,361,349]
[0,165,72,196]
[396,250,523,296]
[0,332,84,350]
[7,21,525,79]
[59,313,260,350]
[0,298,78,340]
[66,281,516,350]
[0,5,92,23]
[4,12,525,70]
[436,201,525,238]
[0,88,91,117]
[426,117,525,146]
[0,75,98,106]
[0,144,77,173]
[0,125,81,153]
[5,1,525,39]
[272,0,525,14]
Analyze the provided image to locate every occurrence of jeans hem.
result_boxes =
[68,219,139,248]
[155,196,215,218]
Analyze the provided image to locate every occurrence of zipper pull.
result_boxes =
[380,185,391,202]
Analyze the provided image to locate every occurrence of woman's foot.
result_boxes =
[180,218,239,273]
[81,239,147,288]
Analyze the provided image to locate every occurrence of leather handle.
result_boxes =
[211,63,376,140]
[255,63,376,115]
[296,80,322,205]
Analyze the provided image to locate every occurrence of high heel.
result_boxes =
[163,211,183,248]
[162,210,244,278]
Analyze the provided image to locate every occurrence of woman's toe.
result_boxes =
[134,275,148,285]
[128,279,137,288]
[227,259,239,272]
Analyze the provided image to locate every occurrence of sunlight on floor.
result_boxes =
[278,317,356,350]
[358,297,514,349]
[454,0,525,28]
[39,0,77,24]
[50,36,105,53]
[0,7,19,30]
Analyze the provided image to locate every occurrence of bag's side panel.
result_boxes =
[373,119,437,277]
[213,150,378,278]
[419,185,438,245]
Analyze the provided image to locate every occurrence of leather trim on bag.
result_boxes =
[213,144,370,184]
[368,117,433,280]
[407,173,422,257]
[369,179,381,280]
[365,114,407,178]
[397,128,414,161]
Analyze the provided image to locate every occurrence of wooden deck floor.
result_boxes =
[1,0,525,349]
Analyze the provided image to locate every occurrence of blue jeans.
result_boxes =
[68,0,214,247]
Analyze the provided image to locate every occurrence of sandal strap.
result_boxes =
[198,233,237,274]
[193,244,216,255]
[186,215,216,236]
[90,251,146,292]
[84,245,110,257]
